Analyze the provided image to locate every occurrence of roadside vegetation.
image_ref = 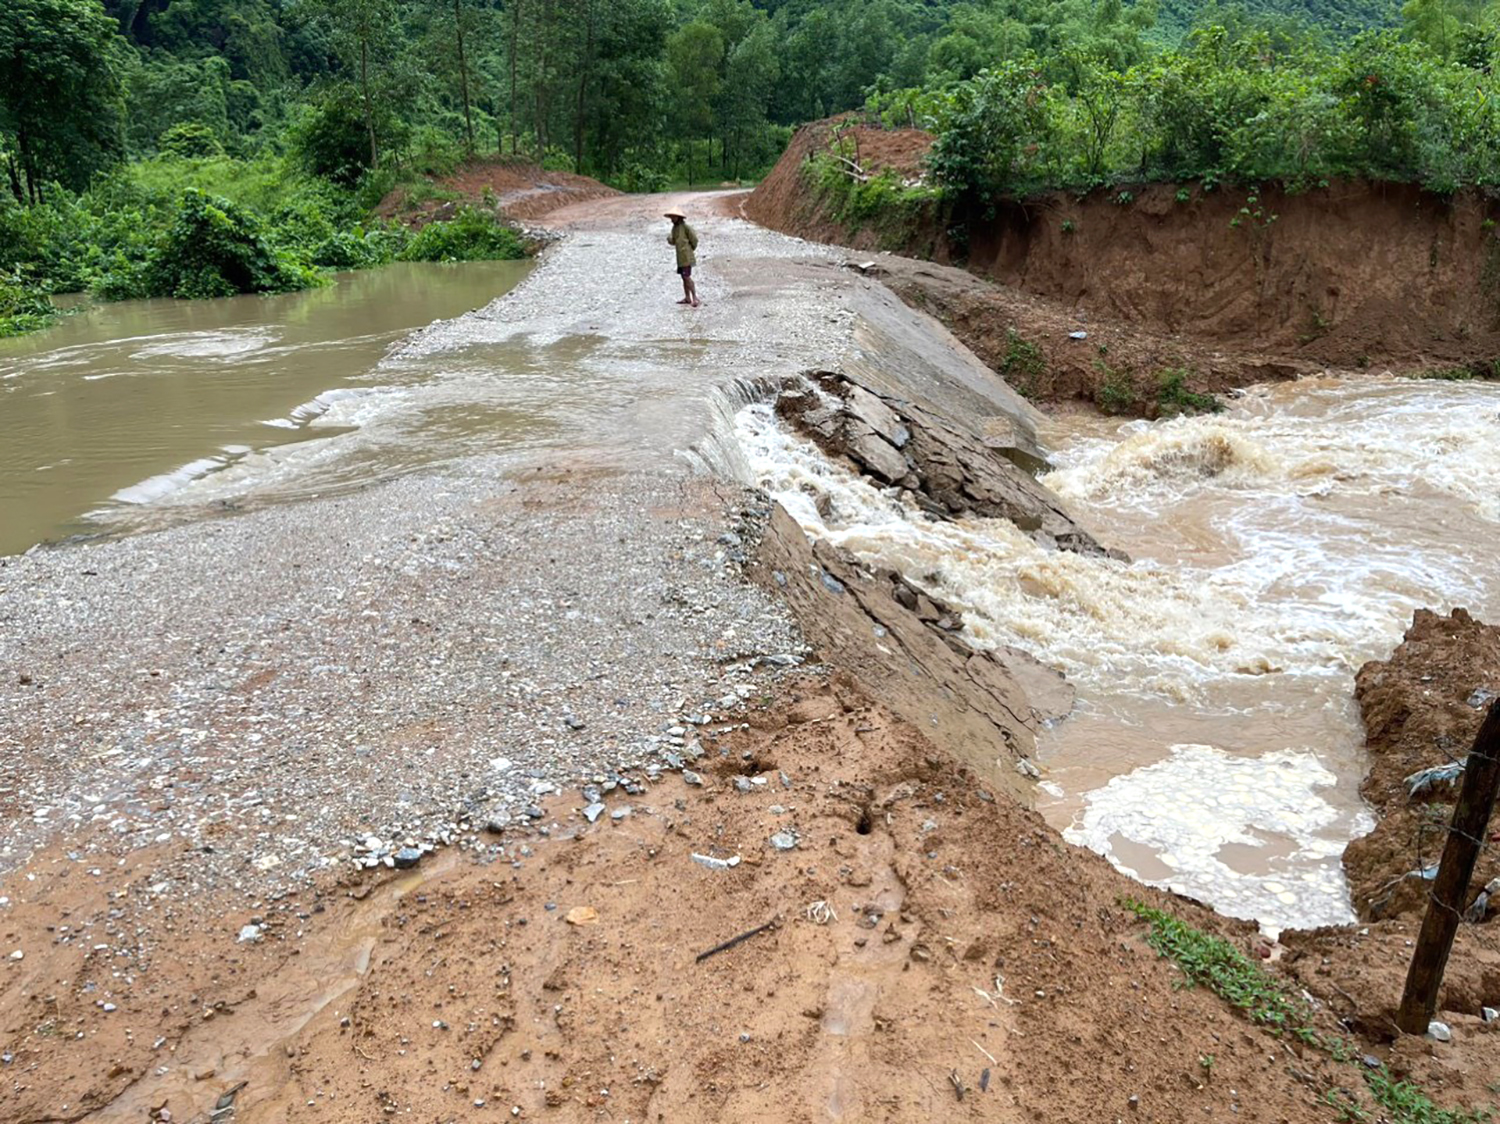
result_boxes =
[1125,900,1493,1124]
[9,0,1500,337]
[864,19,1500,211]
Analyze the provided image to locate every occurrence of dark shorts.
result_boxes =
[677,265,692,278]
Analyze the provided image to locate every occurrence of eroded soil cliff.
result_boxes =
[747,120,1500,408]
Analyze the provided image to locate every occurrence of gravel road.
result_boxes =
[0,191,860,905]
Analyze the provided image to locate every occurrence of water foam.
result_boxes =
[734,376,1500,929]
[735,404,1344,699]
[1045,377,1500,522]
[1067,743,1368,932]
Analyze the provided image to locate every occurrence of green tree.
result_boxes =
[308,0,401,169]
[666,20,724,183]
[0,0,125,203]
[928,57,1060,205]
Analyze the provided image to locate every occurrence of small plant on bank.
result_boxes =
[1365,1068,1492,1124]
[1124,900,1304,1031]
[1407,362,1500,381]
[0,272,59,337]
[1230,190,1277,232]
[1061,218,1076,233]
[1095,360,1135,413]
[1156,369,1223,416]
[1124,901,1494,1124]
[998,328,1047,396]
[1115,190,1134,205]
[397,206,527,263]
[1176,186,1192,203]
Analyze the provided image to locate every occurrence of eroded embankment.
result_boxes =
[1346,608,1500,921]
[376,159,619,227]
[747,119,1500,407]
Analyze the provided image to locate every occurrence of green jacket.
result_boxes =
[669,221,698,268]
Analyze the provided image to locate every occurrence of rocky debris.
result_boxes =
[776,372,1116,558]
[755,504,1050,795]
[1464,877,1499,922]
[768,830,799,851]
[691,853,741,870]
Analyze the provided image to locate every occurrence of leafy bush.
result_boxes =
[131,189,324,300]
[287,90,382,187]
[397,207,527,263]
[998,328,1047,396]
[159,121,226,158]
[807,154,939,244]
[1156,369,1224,414]
[0,273,58,337]
[1095,362,1136,413]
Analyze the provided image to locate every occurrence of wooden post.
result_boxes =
[1396,698,1500,1034]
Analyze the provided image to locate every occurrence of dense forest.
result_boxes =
[5,0,1498,335]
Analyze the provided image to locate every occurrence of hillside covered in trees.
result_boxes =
[1,0,1494,333]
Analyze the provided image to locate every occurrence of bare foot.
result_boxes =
[676,298,691,305]
[691,299,701,308]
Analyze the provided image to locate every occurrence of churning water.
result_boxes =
[736,374,1500,931]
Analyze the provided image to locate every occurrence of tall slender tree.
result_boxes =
[309,0,399,168]
[0,0,124,203]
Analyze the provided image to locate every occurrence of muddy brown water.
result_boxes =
[738,374,1500,932]
[0,261,533,556]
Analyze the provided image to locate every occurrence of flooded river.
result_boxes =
[0,261,532,555]
[738,374,1500,932]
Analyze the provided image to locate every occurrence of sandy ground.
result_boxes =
[375,160,621,226]
[4,192,1500,1124]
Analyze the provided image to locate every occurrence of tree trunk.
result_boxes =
[18,125,37,205]
[455,0,475,155]
[508,0,522,155]
[6,152,23,206]
[534,0,552,158]
[573,0,594,174]
[360,37,378,169]
[1396,699,1500,1034]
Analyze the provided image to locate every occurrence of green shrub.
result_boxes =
[159,122,226,158]
[806,153,939,244]
[1095,362,1136,413]
[998,328,1047,396]
[1407,362,1500,381]
[1156,368,1224,415]
[0,273,59,337]
[287,90,384,187]
[136,189,324,299]
[397,207,527,263]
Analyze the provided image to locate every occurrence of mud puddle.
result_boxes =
[0,261,532,555]
[88,853,459,1123]
[735,374,1500,930]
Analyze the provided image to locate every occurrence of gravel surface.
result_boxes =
[0,192,856,905]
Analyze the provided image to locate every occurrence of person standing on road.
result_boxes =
[666,209,700,307]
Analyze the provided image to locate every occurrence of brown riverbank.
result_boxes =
[745,118,1500,412]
